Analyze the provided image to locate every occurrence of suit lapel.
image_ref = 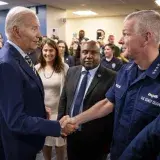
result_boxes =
[6,42,44,94]
[85,66,103,97]
[19,59,44,94]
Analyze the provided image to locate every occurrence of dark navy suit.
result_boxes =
[0,42,61,160]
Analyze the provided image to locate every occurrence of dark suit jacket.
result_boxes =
[0,42,60,160]
[64,55,75,67]
[58,65,116,159]
[119,115,160,160]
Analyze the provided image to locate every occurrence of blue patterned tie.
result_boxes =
[24,55,37,75]
[72,70,89,117]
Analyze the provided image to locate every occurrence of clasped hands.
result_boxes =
[45,107,78,137]
[59,115,78,137]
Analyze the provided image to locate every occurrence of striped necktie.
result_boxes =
[24,55,37,75]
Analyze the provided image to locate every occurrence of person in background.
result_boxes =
[118,45,129,64]
[51,29,59,43]
[58,40,116,160]
[70,31,88,56]
[118,38,130,64]
[57,40,75,67]
[0,6,74,160]
[108,35,120,58]
[69,38,79,56]
[60,10,160,160]
[29,36,43,65]
[73,44,81,66]
[35,38,69,160]
[101,44,123,71]
[78,30,89,44]
[0,33,4,49]
[96,29,106,57]
[96,29,105,41]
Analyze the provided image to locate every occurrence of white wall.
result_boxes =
[65,16,125,46]
[46,8,125,47]
[46,6,66,40]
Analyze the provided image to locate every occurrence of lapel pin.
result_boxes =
[97,74,101,78]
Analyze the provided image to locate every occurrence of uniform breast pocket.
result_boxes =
[133,93,160,124]
[135,100,160,117]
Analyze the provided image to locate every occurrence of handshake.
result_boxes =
[45,107,80,137]
[59,115,79,137]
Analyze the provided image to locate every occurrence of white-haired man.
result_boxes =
[0,6,74,160]
[61,10,160,160]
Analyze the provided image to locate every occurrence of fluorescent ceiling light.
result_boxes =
[155,0,160,6]
[0,1,8,5]
[73,10,97,16]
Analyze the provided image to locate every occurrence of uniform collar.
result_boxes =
[125,56,160,79]
[145,55,160,79]
[126,55,160,79]
[125,60,136,71]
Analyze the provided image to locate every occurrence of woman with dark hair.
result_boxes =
[101,44,123,72]
[57,40,75,67]
[35,38,68,160]
[73,44,81,66]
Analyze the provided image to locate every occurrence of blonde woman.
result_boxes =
[35,38,68,160]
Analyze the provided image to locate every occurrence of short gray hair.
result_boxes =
[124,10,160,44]
[5,6,37,39]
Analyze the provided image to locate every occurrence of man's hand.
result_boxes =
[59,115,78,136]
[61,123,76,137]
[45,106,52,120]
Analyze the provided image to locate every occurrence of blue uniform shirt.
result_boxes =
[101,56,123,72]
[106,56,160,160]
[119,115,160,160]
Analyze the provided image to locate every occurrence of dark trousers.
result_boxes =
[0,137,5,160]
[0,139,36,160]
[67,132,108,160]
[0,152,36,160]
[1,154,36,160]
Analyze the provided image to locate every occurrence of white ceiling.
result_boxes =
[0,0,160,18]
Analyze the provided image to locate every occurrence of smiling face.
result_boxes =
[42,43,56,63]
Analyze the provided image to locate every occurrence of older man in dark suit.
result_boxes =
[0,6,73,160]
[58,40,116,160]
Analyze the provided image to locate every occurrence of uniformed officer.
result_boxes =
[60,10,160,160]
[101,44,123,71]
